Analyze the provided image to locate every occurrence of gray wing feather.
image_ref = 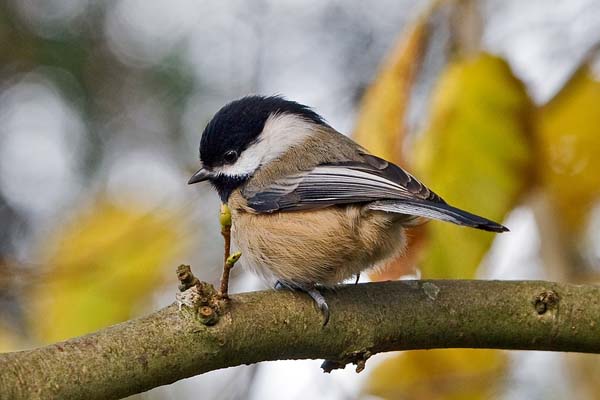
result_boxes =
[243,154,507,232]
[245,154,441,212]
[368,200,507,232]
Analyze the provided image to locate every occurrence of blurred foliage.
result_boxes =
[0,0,197,349]
[536,65,600,233]
[353,15,429,163]
[353,2,600,398]
[353,22,527,398]
[0,324,20,353]
[565,353,600,399]
[28,201,186,343]
[414,53,532,278]
[365,349,506,400]
[353,16,430,280]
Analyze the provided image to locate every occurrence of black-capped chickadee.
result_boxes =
[189,95,507,323]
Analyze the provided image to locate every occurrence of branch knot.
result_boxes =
[533,290,560,315]
[321,350,373,373]
[176,264,221,325]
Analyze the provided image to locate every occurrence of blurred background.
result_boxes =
[1,0,600,399]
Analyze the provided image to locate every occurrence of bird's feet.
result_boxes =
[305,287,330,326]
[274,281,330,326]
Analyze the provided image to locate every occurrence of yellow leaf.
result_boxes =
[365,349,507,400]
[353,16,429,163]
[28,200,187,343]
[537,66,600,231]
[414,53,532,278]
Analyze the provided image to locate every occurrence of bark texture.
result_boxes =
[1,280,600,400]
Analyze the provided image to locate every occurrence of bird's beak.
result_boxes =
[188,167,211,184]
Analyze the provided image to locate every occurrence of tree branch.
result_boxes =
[2,280,600,400]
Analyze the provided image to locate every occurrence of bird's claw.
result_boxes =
[274,280,286,290]
[306,287,330,326]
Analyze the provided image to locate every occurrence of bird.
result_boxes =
[188,95,507,324]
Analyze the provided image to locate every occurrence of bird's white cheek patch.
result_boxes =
[218,148,263,177]
[215,113,317,177]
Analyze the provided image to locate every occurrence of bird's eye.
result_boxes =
[223,150,238,164]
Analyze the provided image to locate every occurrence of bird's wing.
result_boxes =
[243,154,507,232]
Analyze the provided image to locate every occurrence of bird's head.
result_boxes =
[188,95,327,201]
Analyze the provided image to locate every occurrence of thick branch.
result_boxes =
[2,280,600,400]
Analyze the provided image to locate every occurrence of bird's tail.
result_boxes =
[368,200,508,233]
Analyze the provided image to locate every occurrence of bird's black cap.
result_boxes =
[199,95,326,169]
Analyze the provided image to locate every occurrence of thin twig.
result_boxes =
[220,251,242,300]
[219,203,233,298]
